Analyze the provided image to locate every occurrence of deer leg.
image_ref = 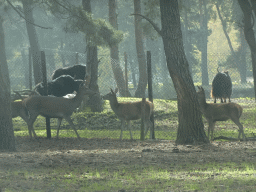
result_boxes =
[145,118,153,138]
[231,118,245,140]
[208,121,215,141]
[27,114,38,139]
[56,118,63,139]
[214,98,216,103]
[127,121,133,140]
[221,98,224,103]
[119,120,125,140]
[64,116,80,139]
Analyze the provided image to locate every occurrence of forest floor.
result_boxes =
[1,136,256,191]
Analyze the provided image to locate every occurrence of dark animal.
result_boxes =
[211,68,232,103]
[34,75,83,97]
[52,64,86,80]
[23,77,95,139]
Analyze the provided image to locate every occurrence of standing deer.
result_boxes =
[103,88,154,140]
[23,77,95,139]
[197,86,245,141]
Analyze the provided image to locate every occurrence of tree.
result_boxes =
[82,0,102,112]
[21,0,42,85]
[0,15,16,151]
[134,0,208,144]
[216,0,247,83]
[134,0,147,98]
[199,0,209,86]
[238,0,256,97]
[108,0,131,97]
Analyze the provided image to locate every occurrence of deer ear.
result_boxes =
[110,88,114,94]
[115,88,118,93]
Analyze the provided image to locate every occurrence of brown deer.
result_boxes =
[197,86,245,141]
[23,77,96,139]
[102,88,154,140]
[11,100,29,123]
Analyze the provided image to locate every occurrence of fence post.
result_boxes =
[41,51,51,139]
[147,51,155,139]
[76,52,79,65]
[124,52,128,97]
[140,98,146,140]
[28,48,32,90]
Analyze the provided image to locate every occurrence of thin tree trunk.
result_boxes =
[183,0,193,76]
[239,28,247,84]
[238,0,256,98]
[160,0,208,144]
[83,0,102,112]
[22,0,42,85]
[0,17,16,151]
[200,0,209,86]
[216,3,246,82]
[134,0,147,98]
[109,0,131,97]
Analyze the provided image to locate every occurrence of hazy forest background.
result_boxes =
[2,0,253,100]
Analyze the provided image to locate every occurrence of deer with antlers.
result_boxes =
[23,76,95,139]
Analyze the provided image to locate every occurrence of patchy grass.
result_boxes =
[6,98,256,191]
[1,161,256,191]
[12,98,256,140]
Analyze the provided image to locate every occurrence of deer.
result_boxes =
[102,88,154,140]
[197,86,245,141]
[11,100,29,123]
[23,76,96,139]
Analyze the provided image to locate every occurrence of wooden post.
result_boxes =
[28,48,32,90]
[147,51,155,139]
[41,51,51,139]
[76,52,79,65]
[140,97,146,140]
[124,52,128,97]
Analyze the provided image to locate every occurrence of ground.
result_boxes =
[1,137,256,191]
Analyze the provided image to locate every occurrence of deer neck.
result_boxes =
[198,94,208,113]
[109,96,120,114]
[72,91,85,108]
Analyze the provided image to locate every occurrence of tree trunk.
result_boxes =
[0,17,16,151]
[183,0,193,77]
[160,0,208,144]
[83,0,103,112]
[22,0,42,85]
[239,28,247,84]
[216,2,246,83]
[200,0,209,86]
[134,0,147,98]
[108,0,131,97]
[238,0,256,98]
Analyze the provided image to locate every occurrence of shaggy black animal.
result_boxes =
[211,68,232,103]
[34,75,83,97]
[51,64,86,80]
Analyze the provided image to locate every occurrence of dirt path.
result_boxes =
[1,137,256,170]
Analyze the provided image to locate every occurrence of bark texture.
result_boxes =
[0,17,16,151]
[160,0,208,144]
[109,0,131,97]
[134,0,147,98]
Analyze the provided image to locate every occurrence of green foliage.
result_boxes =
[47,2,123,47]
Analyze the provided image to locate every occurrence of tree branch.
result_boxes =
[5,0,52,30]
[130,13,162,36]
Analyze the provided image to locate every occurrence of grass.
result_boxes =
[12,97,256,140]
[5,97,256,191]
[1,162,256,191]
